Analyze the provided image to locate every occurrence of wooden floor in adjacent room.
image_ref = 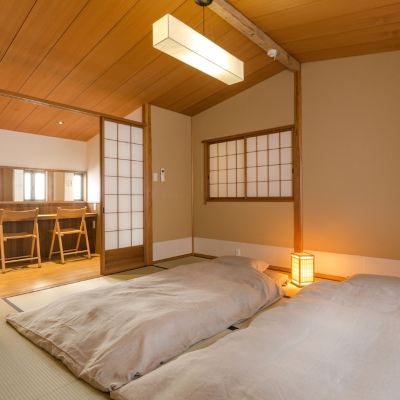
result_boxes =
[0,255,100,298]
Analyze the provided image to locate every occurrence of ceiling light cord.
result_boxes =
[203,6,205,35]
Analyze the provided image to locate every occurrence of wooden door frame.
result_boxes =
[100,106,152,275]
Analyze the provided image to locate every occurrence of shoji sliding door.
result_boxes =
[100,116,151,274]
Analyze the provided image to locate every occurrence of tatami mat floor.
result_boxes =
[1,256,289,400]
[0,300,108,400]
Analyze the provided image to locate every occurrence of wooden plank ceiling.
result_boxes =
[0,0,398,141]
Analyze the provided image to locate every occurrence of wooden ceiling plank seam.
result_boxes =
[185,64,286,116]
[115,47,274,117]
[166,53,275,113]
[277,5,400,47]
[13,0,142,133]
[248,0,398,32]
[70,5,226,114]
[229,0,323,20]
[209,0,300,71]
[287,21,400,57]
[44,0,188,105]
[28,0,189,137]
[144,21,264,110]
[297,37,400,62]
[168,52,276,113]
[183,62,286,115]
[0,0,89,90]
[268,3,400,44]
[156,41,269,111]
[10,0,90,92]
[1,0,92,133]
[0,88,144,127]
[0,101,38,132]
[16,105,61,134]
[10,0,272,138]
[86,4,270,116]
[19,0,141,99]
[19,0,157,135]
[0,0,89,121]
[66,0,206,112]
[0,0,37,117]
[0,0,37,64]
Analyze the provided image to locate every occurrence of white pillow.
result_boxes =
[213,256,269,273]
[264,270,289,287]
[346,274,400,298]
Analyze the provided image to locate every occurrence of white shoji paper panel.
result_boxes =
[132,212,143,229]
[105,139,117,158]
[105,213,118,232]
[132,178,143,195]
[105,158,117,176]
[104,121,144,250]
[132,229,143,246]
[132,127,143,144]
[208,130,293,200]
[119,230,131,248]
[118,141,131,159]
[119,213,131,230]
[281,181,293,197]
[105,231,118,250]
[105,177,117,194]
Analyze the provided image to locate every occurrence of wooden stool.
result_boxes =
[49,207,91,264]
[0,209,42,273]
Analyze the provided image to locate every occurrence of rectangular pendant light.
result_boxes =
[153,14,244,85]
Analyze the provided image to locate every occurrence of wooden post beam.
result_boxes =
[208,0,300,72]
[293,69,303,252]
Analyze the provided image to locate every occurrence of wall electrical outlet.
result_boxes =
[160,168,166,182]
[235,248,241,256]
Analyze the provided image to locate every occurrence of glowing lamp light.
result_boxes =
[291,252,315,287]
[153,14,244,85]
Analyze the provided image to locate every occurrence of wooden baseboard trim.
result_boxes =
[193,253,216,259]
[269,265,345,282]
[192,254,345,282]
[153,253,194,264]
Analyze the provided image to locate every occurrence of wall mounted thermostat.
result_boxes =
[160,168,166,182]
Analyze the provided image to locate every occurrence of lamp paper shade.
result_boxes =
[291,252,315,287]
[153,14,244,85]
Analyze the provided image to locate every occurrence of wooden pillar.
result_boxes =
[143,104,153,265]
[293,69,303,252]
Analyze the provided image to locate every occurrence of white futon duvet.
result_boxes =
[112,274,400,400]
[6,259,281,392]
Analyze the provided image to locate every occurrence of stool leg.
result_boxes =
[75,223,82,254]
[35,222,42,268]
[49,225,56,260]
[30,234,35,263]
[0,224,5,273]
[57,229,65,264]
[0,239,5,274]
[83,219,91,260]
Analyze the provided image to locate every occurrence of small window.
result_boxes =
[205,126,294,201]
[24,171,46,201]
[73,173,84,201]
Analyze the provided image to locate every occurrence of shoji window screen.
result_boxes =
[103,120,144,250]
[205,126,294,201]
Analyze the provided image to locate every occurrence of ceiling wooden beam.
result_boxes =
[208,0,300,72]
[0,88,144,127]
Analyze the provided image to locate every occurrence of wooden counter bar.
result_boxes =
[38,212,97,220]
[0,202,98,261]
